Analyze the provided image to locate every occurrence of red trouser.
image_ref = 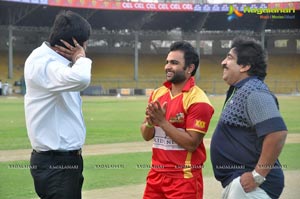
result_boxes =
[143,169,203,199]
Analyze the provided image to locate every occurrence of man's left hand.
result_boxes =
[147,101,167,126]
[240,172,258,193]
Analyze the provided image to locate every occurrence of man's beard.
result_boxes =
[167,70,187,84]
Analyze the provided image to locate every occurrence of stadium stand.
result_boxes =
[267,55,300,81]
[0,51,299,95]
[265,55,300,93]
[90,54,135,79]
[87,54,168,80]
[0,51,26,87]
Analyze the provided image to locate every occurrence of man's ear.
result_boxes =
[240,65,251,73]
[188,64,195,74]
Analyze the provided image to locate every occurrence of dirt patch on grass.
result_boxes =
[1,134,299,198]
[1,133,298,162]
[82,170,299,199]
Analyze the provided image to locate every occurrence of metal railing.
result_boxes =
[87,79,300,95]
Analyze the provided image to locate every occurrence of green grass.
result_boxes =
[0,144,299,199]
[278,143,300,170]
[0,98,29,149]
[0,95,299,150]
[276,95,300,133]
[0,152,152,199]
[0,161,36,199]
[0,95,299,198]
[82,152,152,190]
[83,97,148,144]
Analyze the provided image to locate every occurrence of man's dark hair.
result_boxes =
[231,36,267,80]
[49,10,92,48]
[169,41,199,76]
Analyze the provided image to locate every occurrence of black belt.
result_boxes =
[33,149,82,156]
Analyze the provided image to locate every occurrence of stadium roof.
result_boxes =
[0,1,299,32]
[0,1,299,80]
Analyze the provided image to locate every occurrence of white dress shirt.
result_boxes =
[24,42,92,151]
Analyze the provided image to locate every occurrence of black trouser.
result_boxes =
[30,150,84,199]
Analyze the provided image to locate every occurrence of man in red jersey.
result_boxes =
[140,41,214,199]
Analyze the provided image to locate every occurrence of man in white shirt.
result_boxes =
[24,10,92,199]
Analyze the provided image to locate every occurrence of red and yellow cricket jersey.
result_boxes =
[148,77,214,178]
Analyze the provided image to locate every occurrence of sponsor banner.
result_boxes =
[7,0,300,12]
[194,2,299,12]
[268,2,300,10]
[2,0,48,4]
[120,2,194,11]
[194,3,299,12]
[194,4,229,12]
[48,0,194,12]
[194,3,269,12]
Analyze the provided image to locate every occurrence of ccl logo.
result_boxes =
[227,5,244,21]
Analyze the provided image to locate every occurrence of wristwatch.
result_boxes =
[252,170,266,185]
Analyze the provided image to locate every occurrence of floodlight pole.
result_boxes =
[261,30,265,50]
[8,25,13,79]
[259,19,267,50]
[134,31,139,81]
[196,32,200,82]
[194,12,209,83]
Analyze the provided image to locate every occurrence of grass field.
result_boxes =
[0,95,299,150]
[0,95,299,198]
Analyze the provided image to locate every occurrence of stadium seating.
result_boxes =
[266,55,300,81]
[0,51,26,85]
[0,52,299,95]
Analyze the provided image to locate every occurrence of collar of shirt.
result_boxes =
[233,76,259,89]
[224,76,258,107]
[163,77,195,92]
[43,42,71,66]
